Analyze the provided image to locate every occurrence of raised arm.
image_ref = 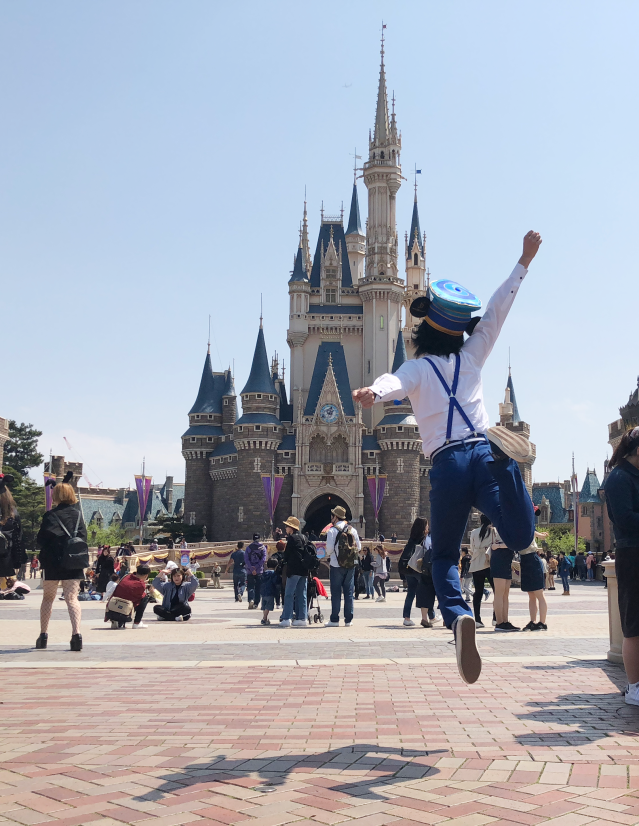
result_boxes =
[353,359,422,409]
[463,231,542,368]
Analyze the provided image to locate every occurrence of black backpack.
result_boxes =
[299,538,320,573]
[52,509,90,570]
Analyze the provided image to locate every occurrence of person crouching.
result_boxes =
[106,565,152,629]
[152,566,198,621]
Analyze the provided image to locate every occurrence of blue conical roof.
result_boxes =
[289,246,308,282]
[346,183,363,236]
[506,373,521,424]
[579,470,602,503]
[189,352,225,414]
[223,368,235,397]
[408,198,423,256]
[392,330,407,373]
[241,326,277,396]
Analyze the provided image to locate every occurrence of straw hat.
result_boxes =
[283,516,300,530]
[331,506,347,520]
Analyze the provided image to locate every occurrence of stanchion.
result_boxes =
[603,559,623,664]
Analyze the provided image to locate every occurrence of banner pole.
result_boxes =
[139,458,145,549]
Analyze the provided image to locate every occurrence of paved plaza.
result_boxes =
[2,581,639,826]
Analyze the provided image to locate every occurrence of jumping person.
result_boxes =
[353,231,542,683]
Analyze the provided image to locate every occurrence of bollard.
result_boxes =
[603,559,623,664]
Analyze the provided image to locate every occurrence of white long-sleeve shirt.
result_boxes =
[369,263,527,458]
[326,520,361,567]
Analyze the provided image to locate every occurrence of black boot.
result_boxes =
[35,633,48,650]
[70,633,82,651]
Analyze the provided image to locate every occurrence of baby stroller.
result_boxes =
[307,573,325,624]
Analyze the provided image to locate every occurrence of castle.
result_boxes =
[182,40,535,541]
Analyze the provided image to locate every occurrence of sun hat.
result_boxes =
[331,506,347,520]
[283,516,300,530]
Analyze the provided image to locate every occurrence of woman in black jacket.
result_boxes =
[36,473,87,651]
[95,547,115,593]
[0,474,26,587]
[603,426,639,706]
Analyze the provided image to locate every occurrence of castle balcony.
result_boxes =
[306,463,351,474]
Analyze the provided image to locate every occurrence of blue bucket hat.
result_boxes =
[411,279,482,336]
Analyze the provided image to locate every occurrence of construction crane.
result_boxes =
[63,437,103,488]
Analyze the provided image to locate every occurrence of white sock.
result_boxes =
[629,681,639,691]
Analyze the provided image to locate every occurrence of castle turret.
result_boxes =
[375,330,422,536]
[345,181,365,282]
[222,368,237,435]
[182,347,227,529]
[609,376,639,451]
[494,368,535,494]
[360,34,404,423]
[233,323,283,536]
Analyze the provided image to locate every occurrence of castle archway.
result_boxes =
[303,493,351,538]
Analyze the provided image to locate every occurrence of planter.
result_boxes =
[198,579,209,588]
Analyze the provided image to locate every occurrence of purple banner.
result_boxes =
[367,474,387,520]
[44,473,55,511]
[261,475,284,522]
[135,474,153,522]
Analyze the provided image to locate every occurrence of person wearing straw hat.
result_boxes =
[279,516,310,627]
[325,505,361,627]
[353,231,542,685]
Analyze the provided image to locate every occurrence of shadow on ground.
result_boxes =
[132,745,445,803]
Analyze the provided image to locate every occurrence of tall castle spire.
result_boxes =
[346,182,362,236]
[373,29,390,146]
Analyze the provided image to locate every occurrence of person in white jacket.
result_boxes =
[353,232,542,684]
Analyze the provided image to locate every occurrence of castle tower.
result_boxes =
[360,34,404,419]
[233,322,283,536]
[287,218,311,416]
[404,186,427,357]
[609,376,639,451]
[495,369,536,494]
[345,181,365,282]
[375,330,422,536]
[222,368,236,436]
[182,347,227,528]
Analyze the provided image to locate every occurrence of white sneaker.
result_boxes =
[345,621,352,627]
[132,623,148,629]
[487,425,533,462]
[324,620,340,627]
[175,615,183,622]
[625,683,639,706]
[403,618,415,627]
[375,596,386,602]
[279,619,292,627]
[292,619,307,627]
[111,621,118,630]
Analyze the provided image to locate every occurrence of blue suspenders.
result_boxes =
[424,353,478,444]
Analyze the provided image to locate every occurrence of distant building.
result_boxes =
[44,455,183,542]
[0,416,8,468]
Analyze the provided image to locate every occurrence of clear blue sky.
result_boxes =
[2,0,637,489]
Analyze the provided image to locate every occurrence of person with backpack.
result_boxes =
[0,474,26,590]
[35,472,88,651]
[324,505,361,627]
[279,516,316,627]
[244,534,267,609]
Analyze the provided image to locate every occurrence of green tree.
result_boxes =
[541,524,586,555]
[4,421,44,476]
[2,465,46,551]
[86,523,126,548]
[154,515,203,543]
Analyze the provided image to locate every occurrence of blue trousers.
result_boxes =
[281,574,307,621]
[232,574,246,599]
[429,440,534,629]
[247,573,261,606]
[329,566,355,623]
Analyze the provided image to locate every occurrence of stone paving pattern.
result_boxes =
[2,582,638,825]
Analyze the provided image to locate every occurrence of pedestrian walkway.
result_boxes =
[2,582,636,826]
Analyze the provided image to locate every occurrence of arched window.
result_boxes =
[330,435,348,464]
[380,151,385,159]
[309,435,327,463]
[413,253,418,265]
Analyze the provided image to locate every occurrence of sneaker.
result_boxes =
[403,618,415,627]
[293,619,307,627]
[345,621,352,627]
[279,619,292,627]
[132,623,148,629]
[536,622,547,631]
[523,621,537,631]
[504,621,521,631]
[625,683,639,706]
[487,426,533,462]
[452,614,482,685]
[111,620,118,630]
[495,622,518,632]
[238,595,243,602]
[375,596,386,602]
[475,620,485,628]
[420,619,433,628]
[325,620,340,627]
[156,615,166,621]
[248,601,254,609]
[261,619,271,626]
[363,595,371,600]
[175,615,184,622]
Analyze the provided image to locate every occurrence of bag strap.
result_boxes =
[73,508,81,538]
[51,512,72,539]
